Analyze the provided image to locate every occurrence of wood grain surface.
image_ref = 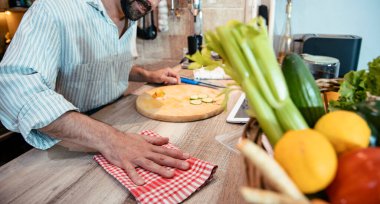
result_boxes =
[136,84,224,122]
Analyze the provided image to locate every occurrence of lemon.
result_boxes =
[314,110,370,154]
[274,129,337,194]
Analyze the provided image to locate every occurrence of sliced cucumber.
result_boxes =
[190,99,202,105]
[198,94,208,99]
[202,97,214,103]
[190,95,199,100]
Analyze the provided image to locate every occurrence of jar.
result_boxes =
[302,54,340,79]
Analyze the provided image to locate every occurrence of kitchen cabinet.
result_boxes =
[0,0,34,12]
[0,0,7,11]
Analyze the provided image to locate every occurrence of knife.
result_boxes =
[180,77,225,89]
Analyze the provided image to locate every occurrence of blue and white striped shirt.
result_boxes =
[0,0,138,149]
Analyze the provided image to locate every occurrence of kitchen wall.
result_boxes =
[274,0,380,70]
[135,0,256,65]
[0,0,256,65]
[4,0,378,71]
[139,0,380,71]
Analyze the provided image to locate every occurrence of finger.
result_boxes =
[162,75,178,85]
[152,145,191,160]
[168,69,180,78]
[165,69,180,84]
[148,153,190,170]
[142,134,169,145]
[123,162,145,185]
[136,158,175,178]
[166,68,179,77]
[176,75,180,84]
[169,77,178,84]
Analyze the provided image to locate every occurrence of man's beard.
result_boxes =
[121,0,152,21]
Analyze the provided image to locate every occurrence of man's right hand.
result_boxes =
[40,111,190,186]
[100,131,191,185]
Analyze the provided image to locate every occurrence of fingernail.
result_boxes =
[136,179,145,186]
[182,162,190,169]
[183,152,190,158]
[167,169,175,177]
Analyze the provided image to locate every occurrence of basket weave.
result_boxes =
[315,78,343,92]
[242,118,274,189]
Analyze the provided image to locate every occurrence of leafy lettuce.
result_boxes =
[329,70,368,111]
[367,56,380,96]
[329,56,380,111]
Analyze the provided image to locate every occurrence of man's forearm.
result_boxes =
[39,111,120,153]
[39,111,190,185]
[129,65,149,82]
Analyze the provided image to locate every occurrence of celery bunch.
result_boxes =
[187,17,308,145]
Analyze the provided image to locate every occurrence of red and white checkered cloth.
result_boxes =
[94,130,218,204]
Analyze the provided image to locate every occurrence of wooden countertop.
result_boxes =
[0,67,248,204]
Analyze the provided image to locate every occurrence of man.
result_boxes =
[0,0,190,185]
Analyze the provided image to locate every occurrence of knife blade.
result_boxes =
[180,77,225,89]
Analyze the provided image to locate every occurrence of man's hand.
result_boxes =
[40,111,190,186]
[145,67,181,85]
[101,132,190,185]
[129,65,180,85]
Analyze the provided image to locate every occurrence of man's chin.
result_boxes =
[127,15,144,21]
[126,11,147,21]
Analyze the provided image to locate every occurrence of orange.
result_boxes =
[324,91,340,102]
[274,129,337,194]
[314,110,370,154]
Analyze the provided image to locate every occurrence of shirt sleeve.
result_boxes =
[0,1,78,150]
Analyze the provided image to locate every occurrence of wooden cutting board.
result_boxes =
[136,84,224,122]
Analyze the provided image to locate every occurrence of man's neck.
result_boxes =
[101,0,125,20]
[101,0,127,37]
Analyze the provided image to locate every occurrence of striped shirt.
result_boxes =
[0,0,138,149]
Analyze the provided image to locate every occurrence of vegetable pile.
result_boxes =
[187,17,380,204]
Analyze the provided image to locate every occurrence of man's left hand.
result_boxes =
[147,68,180,85]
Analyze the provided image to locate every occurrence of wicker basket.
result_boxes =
[242,118,275,189]
[315,78,343,92]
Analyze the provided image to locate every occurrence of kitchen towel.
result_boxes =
[94,130,218,204]
[193,67,231,80]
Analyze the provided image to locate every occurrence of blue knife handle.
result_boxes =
[180,77,199,85]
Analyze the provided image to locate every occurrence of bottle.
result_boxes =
[277,0,293,64]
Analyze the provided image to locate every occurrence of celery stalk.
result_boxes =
[274,99,308,131]
[242,79,284,145]
[216,26,252,79]
[232,30,286,109]
[190,17,308,146]
[246,36,289,103]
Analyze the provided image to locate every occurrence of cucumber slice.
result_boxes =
[190,99,202,105]
[202,97,214,103]
[190,95,199,100]
[198,94,208,99]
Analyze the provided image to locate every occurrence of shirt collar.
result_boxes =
[85,0,136,29]
[85,0,106,13]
